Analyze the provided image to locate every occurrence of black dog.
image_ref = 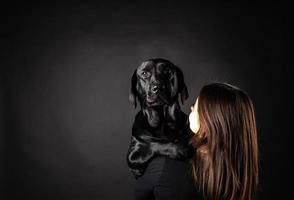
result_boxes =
[126,58,195,179]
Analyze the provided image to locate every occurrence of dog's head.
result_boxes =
[129,58,188,108]
[129,58,189,127]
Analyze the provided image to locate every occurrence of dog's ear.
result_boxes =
[129,69,138,108]
[170,66,189,105]
[166,102,179,121]
[143,107,160,127]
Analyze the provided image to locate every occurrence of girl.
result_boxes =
[189,82,259,200]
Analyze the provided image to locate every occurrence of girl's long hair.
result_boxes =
[190,83,258,200]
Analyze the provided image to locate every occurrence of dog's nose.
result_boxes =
[151,85,159,94]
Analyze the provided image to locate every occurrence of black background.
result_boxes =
[3,2,289,200]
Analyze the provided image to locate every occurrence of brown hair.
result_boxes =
[190,82,258,200]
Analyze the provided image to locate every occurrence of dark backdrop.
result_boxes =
[3,2,289,200]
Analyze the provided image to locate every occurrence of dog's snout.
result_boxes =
[151,85,159,94]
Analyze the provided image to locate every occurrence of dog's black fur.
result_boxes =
[126,58,195,179]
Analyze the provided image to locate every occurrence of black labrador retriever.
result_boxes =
[126,58,195,179]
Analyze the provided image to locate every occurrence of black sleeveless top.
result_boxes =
[135,156,203,200]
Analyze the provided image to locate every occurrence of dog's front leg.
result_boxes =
[136,134,194,161]
[138,129,194,161]
[126,135,155,179]
[150,140,193,160]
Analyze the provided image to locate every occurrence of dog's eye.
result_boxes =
[141,71,150,78]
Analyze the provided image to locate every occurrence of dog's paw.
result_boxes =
[130,168,143,179]
[173,144,194,160]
